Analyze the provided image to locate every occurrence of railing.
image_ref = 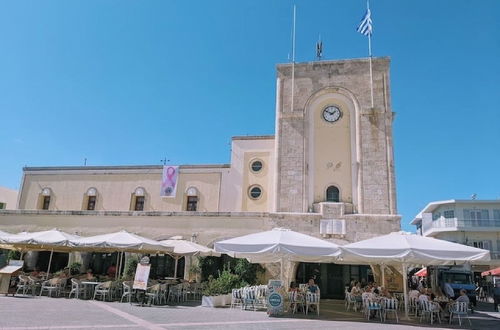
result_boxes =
[491,251,500,260]
[423,217,500,235]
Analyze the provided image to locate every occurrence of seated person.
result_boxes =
[380,287,392,298]
[418,290,430,303]
[426,288,436,301]
[409,285,420,300]
[361,286,374,301]
[455,289,470,304]
[289,281,299,292]
[81,269,95,281]
[307,278,319,293]
[107,263,117,277]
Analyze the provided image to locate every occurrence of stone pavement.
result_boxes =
[0,296,499,330]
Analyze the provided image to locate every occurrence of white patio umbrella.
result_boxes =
[340,231,491,319]
[73,230,174,279]
[160,237,220,278]
[214,228,341,282]
[0,229,81,277]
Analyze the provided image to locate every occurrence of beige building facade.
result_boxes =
[0,57,401,297]
[0,186,17,210]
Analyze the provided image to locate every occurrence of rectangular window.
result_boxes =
[443,210,455,218]
[494,210,500,220]
[87,196,96,210]
[432,212,441,221]
[135,196,145,211]
[42,196,50,210]
[186,196,198,211]
[0,202,5,209]
[472,241,484,249]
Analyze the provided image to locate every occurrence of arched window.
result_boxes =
[326,186,340,202]
[40,188,52,210]
[132,187,145,211]
[185,187,198,211]
[85,188,97,210]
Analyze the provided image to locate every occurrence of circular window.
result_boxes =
[248,185,262,200]
[250,160,263,173]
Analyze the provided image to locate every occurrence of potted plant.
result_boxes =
[201,270,246,307]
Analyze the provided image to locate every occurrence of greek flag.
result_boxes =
[357,8,372,36]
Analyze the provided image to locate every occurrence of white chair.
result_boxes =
[121,281,133,303]
[39,278,61,297]
[93,281,112,301]
[68,278,85,299]
[158,283,168,305]
[419,300,441,324]
[255,285,267,309]
[383,298,399,323]
[449,301,471,326]
[146,284,161,306]
[243,286,257,311]
[16,275,34,295]
[167,284,182,303]
[305,292,320,316]
[288,290,304,314]
[409,297,419,316]
[231,288,243,309]
[345,292,359,312]
[364,299,383,322]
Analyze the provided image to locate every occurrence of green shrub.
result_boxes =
[7,250,20,261]
[198,256,264,285]
[68,262,82,275]
[201,269,248,296]
[122,255,139,280]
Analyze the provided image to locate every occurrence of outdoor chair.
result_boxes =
[419,300,441,325]
[288,290,304,314]
[68,278,85,299]
[299,283,308,292]
[231,288,243,309]
[305,292,320,316]
[158,283,168,304]
[192,282,203,300]
[393,293,405,310]
[93,281,112,301]
[242,286,257,311]
[28,276,42,295]
[16,275,34,296]
[383,298,399,323]
[146,284,161,306]
[409,297,419,316]
[255,285,267,309]
[39,278,62,297]
[167,284,182,303]
[449,302,471,327]
[345,292,359,312]
[363,299,384,322]
[121,281,134,303]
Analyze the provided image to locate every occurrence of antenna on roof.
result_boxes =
[316,34,323,60]
[161,157,170,165]
[84,158,87,166]
[471,193,477,200]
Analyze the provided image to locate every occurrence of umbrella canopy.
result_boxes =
[414,267,427,277]
[481,267,500,277]
[214,228,341,263]
[72,230,173,254]
[160,237,220,257]
[340,231,491,265]
[0,229,79,252]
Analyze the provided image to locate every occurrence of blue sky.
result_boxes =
[0,1,499,231]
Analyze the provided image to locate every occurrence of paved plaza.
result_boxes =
[0,296,499,330]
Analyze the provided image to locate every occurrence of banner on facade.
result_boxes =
[132,263,151,290]
[161,165,179,197]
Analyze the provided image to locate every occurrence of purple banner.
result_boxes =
[161,165,179,197]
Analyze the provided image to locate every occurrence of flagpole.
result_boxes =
[367,0,374,108]
[290,5,296,113]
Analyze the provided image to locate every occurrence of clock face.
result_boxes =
[322,105,342,123]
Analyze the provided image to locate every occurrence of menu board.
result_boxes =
[133,263,151,290]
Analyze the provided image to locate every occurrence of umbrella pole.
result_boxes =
[174,256,179,279]
[20,251,24,260]
[46,249,54,279]
[381,264,385,287]
[402,263,409,320]
[115,252,120,280]
[280,257,284,284]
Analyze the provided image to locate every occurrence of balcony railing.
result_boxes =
[422,217,500,235]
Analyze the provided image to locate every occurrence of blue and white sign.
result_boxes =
[267,279,284,316]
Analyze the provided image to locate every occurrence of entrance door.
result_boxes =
[325,264,344,299]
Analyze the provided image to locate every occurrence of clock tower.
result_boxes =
[274,57,397,215]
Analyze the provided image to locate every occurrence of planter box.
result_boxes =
[201,293,232,307]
